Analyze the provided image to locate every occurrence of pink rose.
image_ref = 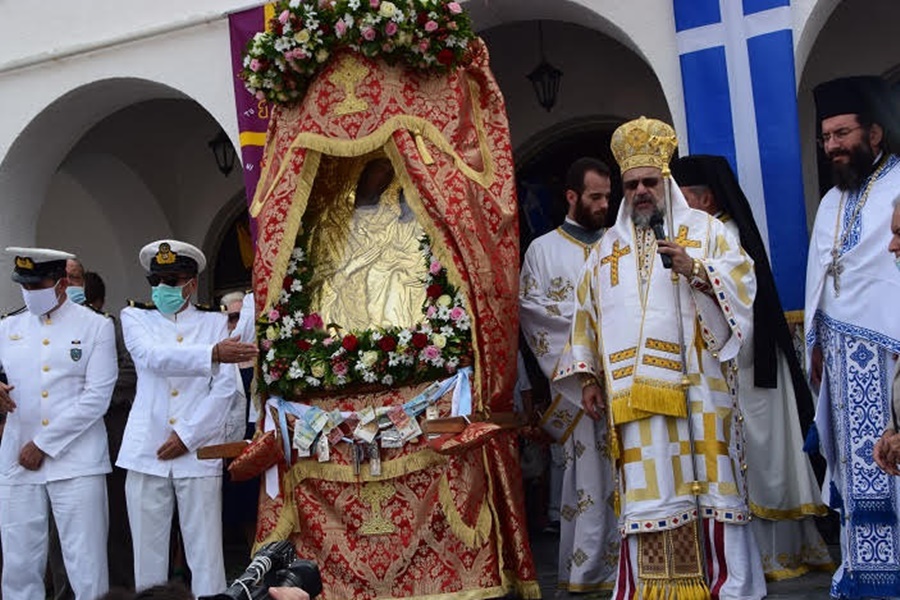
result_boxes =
[369,0,380,7]
[362,27,376,41]
[385,22,398,36]
[426,305,437,318]
[429,259,442,275]
[278,10,290,24]
[302,313,324,330]
[322,337,335,347]
[255,91,266,101]
[423,345,441,360]
[261,339,273,351]
[418,40,430,52]
[335,19,347,37]
[332,360,348,376]
[268,308,280,321]
[249,58,262,72]
[424,20,438,32]
[447,2,462,14]
[449,306,465,321]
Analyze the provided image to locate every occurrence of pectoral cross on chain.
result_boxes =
[601,241,632,286]
[827,248,844,296]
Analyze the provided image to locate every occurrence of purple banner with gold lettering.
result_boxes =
[228,4,274,237]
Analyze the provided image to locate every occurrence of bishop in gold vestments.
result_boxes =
[555,118,766,600]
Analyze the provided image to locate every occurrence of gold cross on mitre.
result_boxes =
[601,241,632,286]
[674,226,701,249]
[330,54,370,116]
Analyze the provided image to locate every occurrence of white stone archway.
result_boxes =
[0,78,244,312]
[465,0,685,145]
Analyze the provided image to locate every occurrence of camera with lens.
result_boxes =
[200,540,322,600]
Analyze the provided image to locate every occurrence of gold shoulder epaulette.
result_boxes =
[1,306,26,319]
[127,300,156,310]
[194,303,227,312]
[87,305,114,319]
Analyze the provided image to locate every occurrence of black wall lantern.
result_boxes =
[527,21,563,113]
[208,128,237,177]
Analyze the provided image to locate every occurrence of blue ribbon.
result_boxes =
[274,396,305,464]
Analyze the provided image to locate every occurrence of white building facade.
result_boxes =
[0,0,895,312]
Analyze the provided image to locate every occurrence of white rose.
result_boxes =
[361,350,379,368]
[316,49,329,63]
[437,294,452,307]
[294,29,310,44]
[431,333,447,349]
[379,1,397,18]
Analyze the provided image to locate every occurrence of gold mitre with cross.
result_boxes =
[610,116,679,175]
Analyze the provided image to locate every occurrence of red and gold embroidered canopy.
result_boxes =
[251,39,519,415]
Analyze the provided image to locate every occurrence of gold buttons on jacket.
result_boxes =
[176,335,184,343]
[169,417,177,425]
[42,339,50,346]
[170,389,179,397]
[41,390,48,398]
[42,366,50,372]
[42,419,49,426]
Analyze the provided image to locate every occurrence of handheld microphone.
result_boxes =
[649,214,673,269]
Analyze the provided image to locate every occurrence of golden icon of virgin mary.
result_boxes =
[305,156,427,331]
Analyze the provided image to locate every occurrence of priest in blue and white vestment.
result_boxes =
[805,75,900,599]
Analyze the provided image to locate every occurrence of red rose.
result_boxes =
[412,333,428,349]
[437,49,454,66]
[378,336,397,352]
[296,339,312,351]
[342,335,359,352]
[417,11,428,25]
[283,276,294,290]
[426,284,443,299]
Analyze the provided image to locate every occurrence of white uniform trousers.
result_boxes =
[125,471,225,597]
[0,475,109,600]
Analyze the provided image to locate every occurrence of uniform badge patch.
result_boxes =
[70,348,82,362]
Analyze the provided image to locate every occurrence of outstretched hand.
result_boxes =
[215,336,258,364]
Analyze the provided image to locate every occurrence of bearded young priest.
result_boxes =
[554,117,765,600]
[805,76,900,599]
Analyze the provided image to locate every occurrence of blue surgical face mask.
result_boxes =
[152,283,189,315]
[895,255,900,274]
[66,285,86,305]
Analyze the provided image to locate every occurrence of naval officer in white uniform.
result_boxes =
[0,247,117,600]
[117,240,257,596]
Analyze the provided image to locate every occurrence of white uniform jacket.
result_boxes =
[0,300,117,484]
[117,304,235,478]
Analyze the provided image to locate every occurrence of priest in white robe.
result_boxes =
[520,157,620,593]
[672,154,833,581]
[805,75,900,599]
[556,117,766,600]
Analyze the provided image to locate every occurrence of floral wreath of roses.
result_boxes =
[241,0,477,105]
[257,235,473,398]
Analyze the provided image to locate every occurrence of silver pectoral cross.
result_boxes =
[827,248,844,297]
